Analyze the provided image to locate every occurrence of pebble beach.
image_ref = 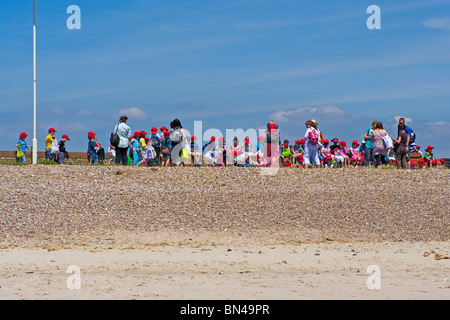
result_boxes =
[1,165,448,246]
[1,165,449,300]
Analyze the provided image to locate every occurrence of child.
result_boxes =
[150,127,161,164]
[348,140,360,167]
[108,144,116,164]
[215,137,227,167]
[87,132,99,165]
[136,137,157,167]
[418,158,425,169]
[439,158,446,168]
[241,137,253,165]
[228,137,242,166]
[160,131,172,167]
[423,146,435,168]
[16,132,32,163]
[45,128,57,161]
[340,141,350,167]
[319,139,332,168]
[281,139,291,166]
[190,136,201,167]
[291,140,303,166]
[255,136,264,160]
[410,160,416,170]
[58,134,70,164]
[130,132,140,165]
[139,130,148,162]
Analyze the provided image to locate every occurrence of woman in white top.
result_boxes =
[114,115,132,165]
[303,120,322,168]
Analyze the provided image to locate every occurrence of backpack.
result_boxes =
[266,123,279,144]
[307,128,319,146]
[409,128,416,144]
[171,128,183,143]
[110,124,120,147]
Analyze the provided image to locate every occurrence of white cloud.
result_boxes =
[116,107,147,119]
[425,121,449,126]
[393,116,413,123]
[423,17,450,31]
[271,105,345,123]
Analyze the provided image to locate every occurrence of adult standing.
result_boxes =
[169,118,186,166]
[113,115,132,165]
[363,121,377,167]
[392,123,408,169]
[398,117,411,168]
[303,120,321,168]
[263,120,280,167]
[371,121,388,168]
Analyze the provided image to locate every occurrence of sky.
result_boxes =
[0,0,449,157]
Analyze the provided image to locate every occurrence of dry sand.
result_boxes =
[0,165,448,300]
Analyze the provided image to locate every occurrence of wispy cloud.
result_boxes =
[423,17,450,31]
[116,107,147,120]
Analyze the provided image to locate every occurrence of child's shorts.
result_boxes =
[162,153,171,159]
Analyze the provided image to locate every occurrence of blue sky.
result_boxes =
[1,0,449,157]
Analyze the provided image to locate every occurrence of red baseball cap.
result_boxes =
[294,140,302,144]
[164,130,170,136]
[440,158,445,164]
[191,135,197,140]
[244,138,249,143]
[410,160,416,166]
[88,132,96,139]
[48,128,57,133]
[140,130,148,135]
[300,139,306,144]
[160,126,167,131]
[432,160,438,165]
[134,131,140,137]
[145,137,150,141]
[62,134,70,140]
[19,132,28,139]
[418,159,425,163]
[426,145,434,150]
[151,127,158,133]
[210,136,216,142]
[352,140,359,145]
[341,141,347,147]
[323,139,329,144]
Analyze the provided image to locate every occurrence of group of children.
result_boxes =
[15,127,446,169]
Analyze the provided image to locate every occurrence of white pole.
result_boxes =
[32,0,37,164]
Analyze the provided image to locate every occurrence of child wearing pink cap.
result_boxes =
[348,140,361,167]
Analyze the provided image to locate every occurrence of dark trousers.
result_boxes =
[115,147,128,165]
[395,146,407,169]
[364,147,374,167]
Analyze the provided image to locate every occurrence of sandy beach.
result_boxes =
[0,165,448,300]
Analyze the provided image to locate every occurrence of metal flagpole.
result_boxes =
[32,0,37,164]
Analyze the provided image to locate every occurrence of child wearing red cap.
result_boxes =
[16,132,32,163]
[291,140,303,166]
[57,134,70,164]
[161,131,172,167]
[45,128,57,161]
[150,127,161,165]
[423,146,435,168]
[319,139,332,168]
[241,137,253,165]
[87,132,99,165]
